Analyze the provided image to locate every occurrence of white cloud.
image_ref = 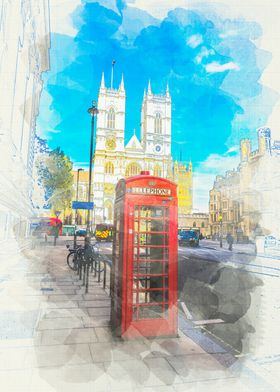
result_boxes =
[131,0,280,134]
[205,61,240,73]
[72,162,90,170]
[50,0,81,36]
[187,34,203,48]
[193,172,215,212]
[226,146,239,154]
[193,151,240,211]
[195,47,215,64]
[201,152,239,171]
[219,30,238,38]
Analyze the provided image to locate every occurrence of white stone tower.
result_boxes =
[93,72,126,223]
[95,72,125,152]
[140,81,172,159]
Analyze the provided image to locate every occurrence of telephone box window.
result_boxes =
[131,204,170,320]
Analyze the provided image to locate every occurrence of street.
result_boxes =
[178,240,262,355]
[96,238,280,360]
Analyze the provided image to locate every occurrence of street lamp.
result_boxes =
[85,100,98,247]
[218,210,223,248]
[74,168,84,248]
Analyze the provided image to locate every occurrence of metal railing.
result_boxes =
[66,241,112,294]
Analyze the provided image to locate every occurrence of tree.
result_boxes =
[36,147,74,213]
[32,136,50,209]
[34,135,50,154]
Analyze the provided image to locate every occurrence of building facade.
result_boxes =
[183,213,210,237]
[209,170,241,239]
[70,171,90,225]
[209,128,280,241]
[91,73,192,224]
[0,1,50,242]
[174,161,193,228]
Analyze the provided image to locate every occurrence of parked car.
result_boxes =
[264,235,279,248]
[178,229,199,247]
[75,228,87,237]
[32,225,50,242]
[94,224,114,242]
[62,225,76,236]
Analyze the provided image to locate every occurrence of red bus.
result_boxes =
[32,217,62,237]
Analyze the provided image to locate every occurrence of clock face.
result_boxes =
[105,137,116,151]
[154,144,162,153]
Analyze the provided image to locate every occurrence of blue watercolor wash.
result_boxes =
[37,1,278,166]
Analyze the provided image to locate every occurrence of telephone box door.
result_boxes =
[123,198,177,337]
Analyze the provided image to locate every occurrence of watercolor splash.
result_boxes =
[38,0,277,168]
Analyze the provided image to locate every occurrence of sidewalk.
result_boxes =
[0,242,257,391]
[202,240,256,255]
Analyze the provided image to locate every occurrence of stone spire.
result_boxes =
[166,83,170,98]
[100,72,105,89]
[147,80,152,95]
[143,88,146,99]
[119,73,125,92]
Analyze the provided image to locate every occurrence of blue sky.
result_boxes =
[38,0,278,210]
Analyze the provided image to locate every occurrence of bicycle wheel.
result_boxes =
[91,256,105,273]
[67,251,78,271]
[97,257,105,273]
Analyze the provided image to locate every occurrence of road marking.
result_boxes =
[180,301,193,319]
[254,354,280,365]
[193,318,224,326]
[229,259,280,272]
[182,256,189,260]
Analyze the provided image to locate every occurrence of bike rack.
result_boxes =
[67,242,111,294]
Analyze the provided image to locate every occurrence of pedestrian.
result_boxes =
[226,232,234,251]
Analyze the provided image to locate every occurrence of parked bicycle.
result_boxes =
[66,242,104,275]
[66,243,82,271]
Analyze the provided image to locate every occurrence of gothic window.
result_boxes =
[125,162,141,177]
[154,112,162,134]
[154,165,162,177]
[107,107,115,129]
[193,222,196,228]
[105,161,114,175]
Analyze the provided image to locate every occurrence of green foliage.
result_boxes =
[37,147,74,212]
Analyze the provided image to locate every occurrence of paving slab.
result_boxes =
[41,327,98,345]
[47,294,84,302]
[0,243,241,392]
[37,317,84,330]
[142,357,183,385]
[43,300,79,309]
[148,337,206,357]
[42,307,89,319]
[166,354,233,383]
[29,363,109,392]
[104,359,173,389]
[88,307,111,317]
[95,326,118,342]
[24,343,93,368]
[83,315,110,327]
[78,300,111,308]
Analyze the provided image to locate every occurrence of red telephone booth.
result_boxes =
[111,172,178,338]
